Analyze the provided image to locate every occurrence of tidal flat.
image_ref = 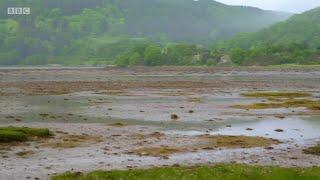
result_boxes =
[0,66,320,179]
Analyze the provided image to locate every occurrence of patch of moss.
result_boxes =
[0,130,28,142]
[0,127,52,143]
[241,92,311,98]
[303,144,320,156]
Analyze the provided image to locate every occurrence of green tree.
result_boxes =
[144,45,162,66]
[230,48,246,64]
[129,52,143,66]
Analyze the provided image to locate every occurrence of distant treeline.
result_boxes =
[0,0,290,65]
[114,43,222,67]
[1,0,319,66]
[212,7,320,65]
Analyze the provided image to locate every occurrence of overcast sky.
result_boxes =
[215,0,320,13]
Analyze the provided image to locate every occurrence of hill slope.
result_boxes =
[114,0,291,43]
[215,7,320,65]
[0,0,291,65]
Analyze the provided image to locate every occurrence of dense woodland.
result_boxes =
[0,0,291,65]
[1,0,319,66]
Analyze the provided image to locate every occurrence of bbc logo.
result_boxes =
[7,7,31,15]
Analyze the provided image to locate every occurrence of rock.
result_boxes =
[202,147,214,150]
[265,147,274,150]
[171,114,179,120]
[275,129,284,132]
[275,115,285,119]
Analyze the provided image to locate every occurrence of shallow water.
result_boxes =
[1,87,320,141]
[170,116,320,141]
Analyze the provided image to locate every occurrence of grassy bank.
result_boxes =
[52,164,320,180]
[0,127,52,143]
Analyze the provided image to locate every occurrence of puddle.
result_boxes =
[169,116,320,142]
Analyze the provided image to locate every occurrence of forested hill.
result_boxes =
[0,0,291,65]
[214,7,320,65]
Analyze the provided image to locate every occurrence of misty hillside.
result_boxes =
[111,0,291,43]
[0,0,291,65]
[250,7,320,47]
[214,7,320,65]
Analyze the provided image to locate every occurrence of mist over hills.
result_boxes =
[0,0,292,65]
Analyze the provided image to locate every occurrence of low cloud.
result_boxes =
[216,0,320,13]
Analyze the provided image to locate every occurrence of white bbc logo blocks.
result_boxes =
[23,8,31,15]
[7,8,14,14]
[7,7,31,15]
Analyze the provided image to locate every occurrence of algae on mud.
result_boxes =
[107,122,127,127]
[232,93,320,110]
[304,144,320,156]
[40,134,103,149]
[241,92,311,98]
[131,135,281,157]
[52,164,320,180]
[199,135,281,149]
[15,150,35,158]
[132,147,182,157]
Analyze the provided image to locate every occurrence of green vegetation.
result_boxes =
[0,0,290,65]
[233,92,320,110]
[233,99,320,110]
[214,7,320,65]
[2,0,319,66]
[52,164,320,180]
[304,144,320,156]
[0,127,52,143]
[115,43,219,67]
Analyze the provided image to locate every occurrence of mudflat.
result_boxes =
[0,66,320,179]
